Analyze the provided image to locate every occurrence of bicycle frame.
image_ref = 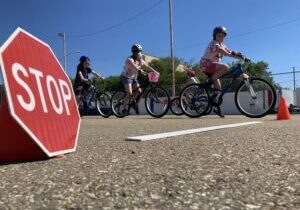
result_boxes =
[129,80,158,108]
[81,86,97,106]
[202,60,252,100]
[81,81,104,108]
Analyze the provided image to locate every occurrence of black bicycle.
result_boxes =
[111,72,171,118]
[78,80,111,118]
[179,55,277,118]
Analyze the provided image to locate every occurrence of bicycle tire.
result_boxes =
[235,77,277,118]
[96,92,111,118]
[170,97,183,116]
[145,87,170,118]
[179,83,210,118]
[204,103,213,115]
[111,90,127,118]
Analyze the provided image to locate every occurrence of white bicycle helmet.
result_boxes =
[131,44,143,53]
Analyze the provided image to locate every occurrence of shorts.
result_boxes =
[200,60,219,77]
[121,75,139,86]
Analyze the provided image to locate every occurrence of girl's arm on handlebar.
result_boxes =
[91,70,105,80]
[78,71,90,83]
[217,46,243,60]
[142,63,159,73]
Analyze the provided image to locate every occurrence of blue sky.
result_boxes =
[1,0,300,89]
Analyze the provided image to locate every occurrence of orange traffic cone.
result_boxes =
[277,97,291,120]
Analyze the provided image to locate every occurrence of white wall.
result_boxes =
[281,89,294,106]
[296,88,300,106]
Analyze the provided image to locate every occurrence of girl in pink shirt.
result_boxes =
[121,44,157,114]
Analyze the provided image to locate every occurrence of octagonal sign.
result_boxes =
[0,28,80,159]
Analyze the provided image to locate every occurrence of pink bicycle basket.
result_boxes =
[148,72,160,82]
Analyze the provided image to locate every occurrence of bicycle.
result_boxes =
[169,75,212,116]
[179,55,277,118]
[111,72,171,118]
[170,97,183,115]
[77,80,111,118]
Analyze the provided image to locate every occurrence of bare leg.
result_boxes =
[131,83,141,114]
[211,63,228,118]
[132,83,141,102]
[212,63,229,91]
[123,84,133,110]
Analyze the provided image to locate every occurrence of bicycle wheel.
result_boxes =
[170,97,183,115]
[180,84,210,118]
[145,87,170,118]
[204,103,213,115]
[235,77,277,118]
[111,90,127,118]
[96,92,111,118]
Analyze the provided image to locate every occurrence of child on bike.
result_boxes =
[120,44,158,115]
[186,69,199,85]
[200,26,247,117]
[74,56,105,104]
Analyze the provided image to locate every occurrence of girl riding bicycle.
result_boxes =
[74,56,105,104]
[200,26,248,117]
[120,44,158,115]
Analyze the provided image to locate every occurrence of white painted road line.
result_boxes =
[126,121,262,141]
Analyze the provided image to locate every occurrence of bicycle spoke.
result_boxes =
[111,91,127,117]
[236,78,276,117]
[180,84,209,118]
[170,97,183,115]
[96,93,111,117]
[145,87,170,117]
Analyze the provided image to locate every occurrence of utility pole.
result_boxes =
[168,0,175,97]
[58,32,67,72]
[293,67,296,91]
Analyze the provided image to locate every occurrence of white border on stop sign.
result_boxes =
[0,27,81,157]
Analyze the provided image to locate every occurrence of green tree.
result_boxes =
[96,76,122,92]
[147,57,182,86]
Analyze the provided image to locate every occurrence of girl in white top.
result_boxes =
[120,44,157,114]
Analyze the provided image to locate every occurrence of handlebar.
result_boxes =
[239,54,251,63]
[232,51,251,63]
[139,70,148,76]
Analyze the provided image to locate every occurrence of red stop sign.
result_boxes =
[0,28,80,157]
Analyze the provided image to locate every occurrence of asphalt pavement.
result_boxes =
[0,115,299,210]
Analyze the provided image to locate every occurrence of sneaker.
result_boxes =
[133,104,140,115]
[213,107,224,118]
